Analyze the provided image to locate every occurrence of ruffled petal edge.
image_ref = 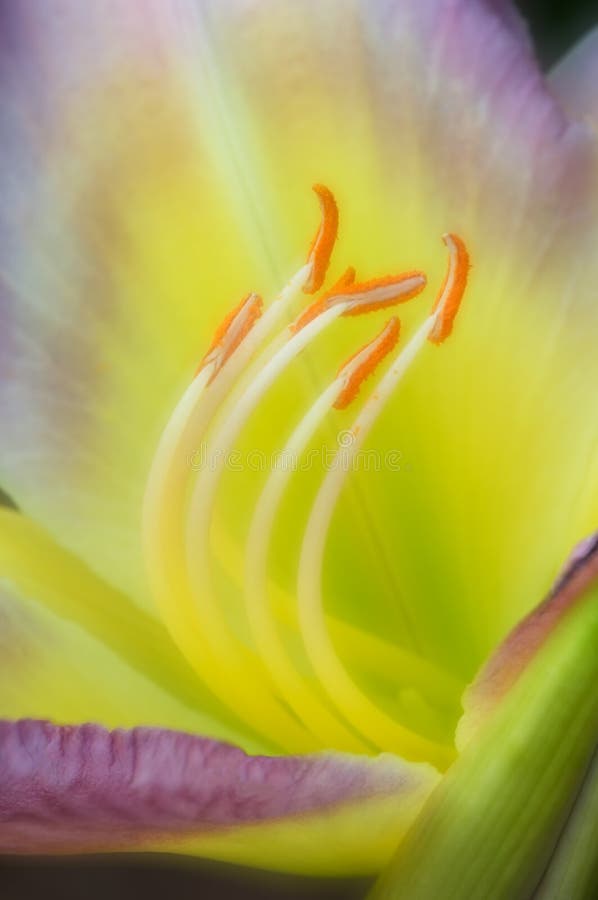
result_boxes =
[0,718,439,875]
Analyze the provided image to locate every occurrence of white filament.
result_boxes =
[295,309,455,766]
[244,373,371,751]
[142,263,318,750]
[184,304,348,681]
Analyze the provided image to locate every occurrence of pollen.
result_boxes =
[303,184,339,295]
[341,271,427,316]
[428,233,470,345]
[334,317,401,410]
[291,269,425,334]
[196,292,263,382]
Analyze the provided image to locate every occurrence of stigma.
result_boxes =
[143,184,469,767]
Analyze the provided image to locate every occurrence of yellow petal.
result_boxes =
[0,508,261,750]
[0,0,596,683]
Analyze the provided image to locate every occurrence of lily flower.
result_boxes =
[0,0,597,890]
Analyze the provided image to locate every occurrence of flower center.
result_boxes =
[143,186,469,768]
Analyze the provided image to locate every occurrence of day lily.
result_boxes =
[0,0,597,895]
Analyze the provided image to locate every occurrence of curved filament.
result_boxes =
[143,264,318,751]
[296,237,469,768]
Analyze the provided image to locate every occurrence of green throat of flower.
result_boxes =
[142,186,470,770]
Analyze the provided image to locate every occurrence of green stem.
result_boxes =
[535,745,598,900]
[369,585,598,900]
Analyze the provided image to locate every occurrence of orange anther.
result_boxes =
[428,234,470,345]
[334,317,401,410]
[303,184,339,295]
[340,271,426,317]
[196,292,263,382]
[291,268,425,334]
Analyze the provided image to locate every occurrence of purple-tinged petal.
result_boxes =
[550,28,598,125]
[0,719,439,875]
[456,532,598,748]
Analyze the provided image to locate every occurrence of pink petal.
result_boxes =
[0,719,438,874]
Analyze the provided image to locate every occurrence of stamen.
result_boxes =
[428,233,470,344]
[184,261,424,748]
[303,184,339,294]
[295,241,471,768]
[183,307,349,704]
[196,292,263,382]
[244,368,372,751]
[142,179,345,749]
[244,314,456,764]
[143,172,470,760]
[292,270,426,333]
[142,262,319,752]
[334,317,400,410]
[185,260,423,580]
[185,262,425,623]
[244,321,406,751]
